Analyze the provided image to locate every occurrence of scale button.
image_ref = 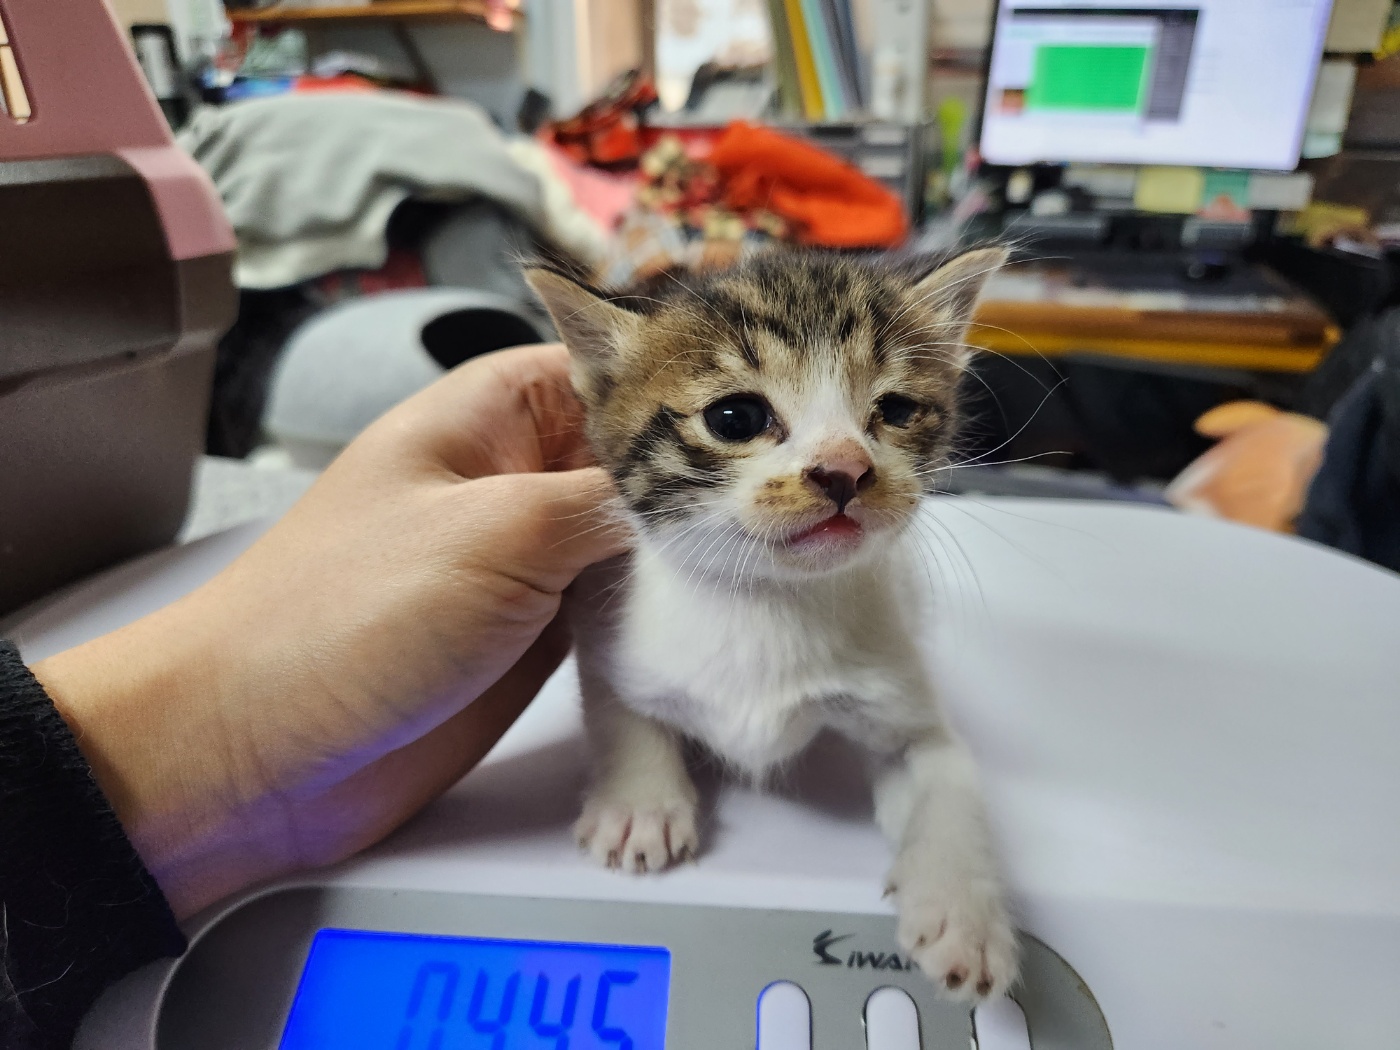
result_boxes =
[863,986,920,1049]
[757,981,812,1049]
[973,996,1033,1050]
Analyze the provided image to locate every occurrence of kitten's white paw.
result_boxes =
[888,868,1019,1000]
[574,796,699,874]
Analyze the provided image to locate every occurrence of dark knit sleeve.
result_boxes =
[0,641,187,1049]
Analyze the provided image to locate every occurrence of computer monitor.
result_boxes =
[978,0,1334,171]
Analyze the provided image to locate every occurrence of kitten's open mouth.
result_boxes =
[785,513,864,548]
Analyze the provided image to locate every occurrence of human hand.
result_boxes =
[1165,400,1328,532]
[33,344,626,918]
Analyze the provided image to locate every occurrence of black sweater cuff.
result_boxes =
[0,640,187,1049]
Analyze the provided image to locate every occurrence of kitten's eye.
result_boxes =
[703,395,772,442]
[876,394,921,428]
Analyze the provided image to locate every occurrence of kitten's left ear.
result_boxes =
[913,246,1008,322]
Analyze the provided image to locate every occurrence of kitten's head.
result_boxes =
[526,248,1005,582]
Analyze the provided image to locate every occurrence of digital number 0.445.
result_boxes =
[397,963,642,1050]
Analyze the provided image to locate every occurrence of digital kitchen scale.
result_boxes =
[154,889,1104,1050]
[9,499,1400,1050]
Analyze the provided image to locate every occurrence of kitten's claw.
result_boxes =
[575,797,699,874]
[890,870,1019,1001]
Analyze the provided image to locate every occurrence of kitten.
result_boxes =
[525,247,1016,999]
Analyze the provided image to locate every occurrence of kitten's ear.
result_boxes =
[912,247,1008,323]
[909,247,1007,370]
[525,268,641,376]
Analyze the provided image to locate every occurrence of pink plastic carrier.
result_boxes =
[0,0,236,616]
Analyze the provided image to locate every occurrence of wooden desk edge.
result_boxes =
[967,323,1340,374]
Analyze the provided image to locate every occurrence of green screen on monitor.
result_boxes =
[1027,45,1149,112]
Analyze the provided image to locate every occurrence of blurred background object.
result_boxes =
[262,287,550,469]
[69,0,1400,573]
[1165,402,1330,531]
[654,0,774,113]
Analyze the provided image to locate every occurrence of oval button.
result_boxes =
[864,986,921,1050]
[974,995,1032,1050]
[756,981,812,1050]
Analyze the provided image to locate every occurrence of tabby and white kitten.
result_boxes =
[526,247,1016,999]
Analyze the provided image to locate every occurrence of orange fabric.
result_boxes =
[708,121,908,249]
[291,75,378,94]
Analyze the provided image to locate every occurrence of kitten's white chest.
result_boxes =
[612,547,929,772]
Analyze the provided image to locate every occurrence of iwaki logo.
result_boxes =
[811,930,915,972]
[812,930,853,965]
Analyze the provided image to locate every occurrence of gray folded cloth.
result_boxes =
[261,287,550,469]
[179,92,547,289]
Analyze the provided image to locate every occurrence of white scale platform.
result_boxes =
[8,499,1400,1050]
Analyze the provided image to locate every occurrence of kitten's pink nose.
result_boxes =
[805,449,875,512]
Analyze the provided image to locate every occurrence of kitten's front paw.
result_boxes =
[574,796,699,874]
[888,865,1019,1000]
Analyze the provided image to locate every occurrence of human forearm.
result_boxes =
[31,593,276,919]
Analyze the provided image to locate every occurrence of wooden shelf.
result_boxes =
[227,1,511,28]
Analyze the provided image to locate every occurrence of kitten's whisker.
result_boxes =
[639,323,737,358]
[652,270,741,347]
[719,516,763,602]
[957,321,1046,358]
[905,514,966,631]
[872,286,967,351]
[952,328,1060,386]
[681,518,749,596]
[889,514,945,623]
[911,525,964,629]
[870,297,925,348]
[910,261,1007,302]
[547,519,630,551]
[680,523,733,597]
[944,373,1068,469]
[913,449,1073,478]
[925,502,1067,604]
[929,489,1116,547]
[610,274,730,346]
[735,520,775,600]
[903,511,980,637]
[630,494,731,520]
[652,515,737,569]
[922,496,1076,588]
[915,505,987,614]
[931,337,1057,391]
[708,528,749,603]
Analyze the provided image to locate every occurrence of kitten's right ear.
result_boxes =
[525,269,641,376]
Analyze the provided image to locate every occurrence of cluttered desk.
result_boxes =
[933,0,1354,478]
[969,0,1339,375]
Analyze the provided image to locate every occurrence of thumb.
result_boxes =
[1194,400,1278,439]
[469,467,631,592]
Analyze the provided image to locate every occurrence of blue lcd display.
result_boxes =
[278,929,670,1050]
